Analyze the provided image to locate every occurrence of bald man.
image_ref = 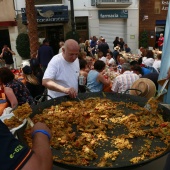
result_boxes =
[42,39,80,98]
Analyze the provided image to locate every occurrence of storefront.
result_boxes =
[98,10,128,50]
[0,0,19,68]
[21,5,69,54]
[139,0,169,48]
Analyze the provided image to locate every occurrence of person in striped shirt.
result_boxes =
[111,63,139,93]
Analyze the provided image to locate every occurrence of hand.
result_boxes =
[65,87,77,98]
[32,122,51,137]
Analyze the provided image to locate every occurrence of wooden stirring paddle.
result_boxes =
[144,79,169,112]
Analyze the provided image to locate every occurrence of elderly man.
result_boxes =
[111,63,139,93]
[42,39,80,99]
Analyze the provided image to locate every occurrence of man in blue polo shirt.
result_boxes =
[37,39,54,72]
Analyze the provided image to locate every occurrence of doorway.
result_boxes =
[0,29,11,51]
[38,25,64,55]
[47,26,64,55]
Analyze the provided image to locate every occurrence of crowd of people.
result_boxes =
[75,36,165,97]
[0,35,170,169]
[0,36,166,108]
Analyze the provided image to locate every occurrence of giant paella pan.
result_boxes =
[17,92,170,170]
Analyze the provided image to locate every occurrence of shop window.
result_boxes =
[38,27,46,38]
[75,17,89,41]
[154,0,161,14]
[35,0,62,5]
[75,17,88,30]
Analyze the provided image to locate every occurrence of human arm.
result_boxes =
[97,73,111,86]
[22,122,52,170]
[0,48,5,58]
[0,121,52,170]
[0,52,2,58]
[4,87,18,109]
[111,78,119,92]
[7,47,15,55]
[42,79,77,98]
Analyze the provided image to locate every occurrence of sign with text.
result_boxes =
[21,6,69,24]
[162,0,169,10]
[98,10,128,19]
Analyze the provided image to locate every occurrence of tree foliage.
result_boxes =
[16,33,30,59]
[65,31,79,42]
[139,30,148,48]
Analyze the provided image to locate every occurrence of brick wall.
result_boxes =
[139,0,168,48]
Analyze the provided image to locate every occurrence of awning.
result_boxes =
[156,20,166,25]
[0,21,17,27]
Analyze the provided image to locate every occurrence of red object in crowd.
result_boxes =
[11,69,19,74]
[104,75,108,79]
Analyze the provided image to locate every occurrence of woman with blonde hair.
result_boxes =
[84,40,93,57]
[22,66,44,98]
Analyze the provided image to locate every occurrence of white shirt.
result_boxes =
[106,58,116,66]
[43,53,80,98]
[108,58,116,65]
[153,59,161,72]
[99,56,106,63]
[58,46,64,54]
[142,57,154,67]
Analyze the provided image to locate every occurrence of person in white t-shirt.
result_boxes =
[153,53,162,72]
[58,41,64,54]
[42,39,80,99]
[142,50,154,67]
[106,52,116,67]
[98,51,106,63]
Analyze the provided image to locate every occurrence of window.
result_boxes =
[75,17,88,30]
[35,0,62,5]
[154,0,161,14]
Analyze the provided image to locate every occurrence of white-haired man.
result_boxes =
[111,63,139,93]
[42,39,80,99]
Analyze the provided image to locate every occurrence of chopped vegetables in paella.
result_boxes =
[24,97,170,167]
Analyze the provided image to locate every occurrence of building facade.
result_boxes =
[14,0,139,56]
[139,0,169,48]
[1,0,169,67]
[0,0,21,67]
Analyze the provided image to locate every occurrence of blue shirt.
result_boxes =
[125,47,131,53]
[0,120,33,170]
[87,70,103,92]
[142,67,151,75]
[37,45,54,66]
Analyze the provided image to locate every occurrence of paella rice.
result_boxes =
[23,97,170,167]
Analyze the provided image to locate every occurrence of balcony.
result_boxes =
[94,0,132,8]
